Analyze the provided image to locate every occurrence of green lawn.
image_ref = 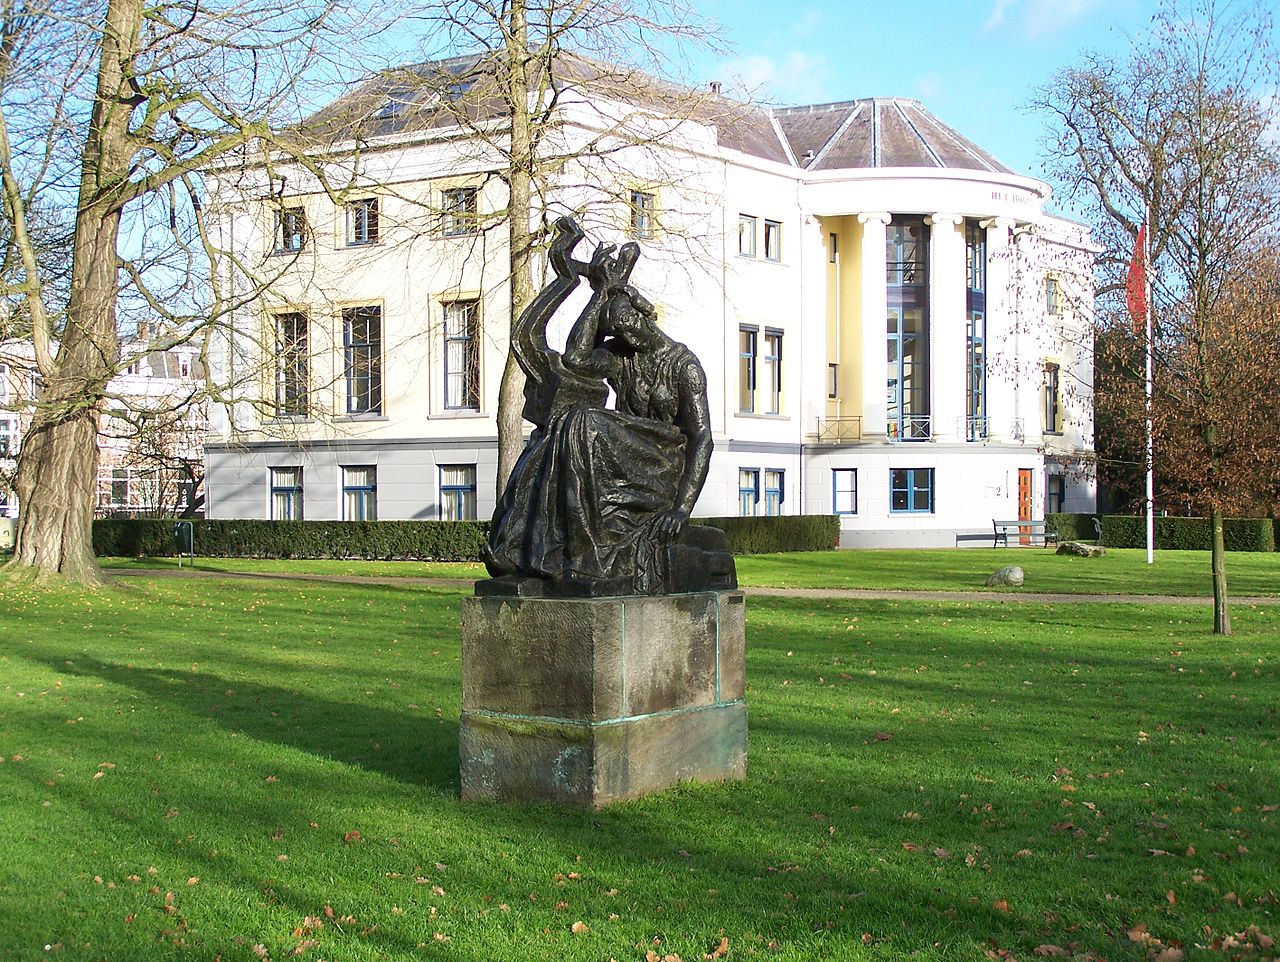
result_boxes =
[2,572,1277,961]
[735,547,1280,597]
[100,547,1280,598]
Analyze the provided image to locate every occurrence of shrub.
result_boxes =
[697,515,839,554]
[1045,513,1100,542]
[1099,515,1275,552]
[93,519,490,561]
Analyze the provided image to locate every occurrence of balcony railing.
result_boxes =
[962,416,989,441]
[814,416,863,444]
[887,416,931,442]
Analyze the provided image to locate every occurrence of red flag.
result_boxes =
[1126,222,1148,335]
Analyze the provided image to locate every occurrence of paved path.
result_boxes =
[105,566,1280,606]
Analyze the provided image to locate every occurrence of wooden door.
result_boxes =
[1017,469,1034,545]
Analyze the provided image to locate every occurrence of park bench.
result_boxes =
[992,519,1058,548]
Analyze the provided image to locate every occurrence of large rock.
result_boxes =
[985,565,1024,587]
[459,590,747,806]
[1057,541,1105,557]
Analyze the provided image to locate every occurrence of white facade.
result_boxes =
[204,74,1095,546]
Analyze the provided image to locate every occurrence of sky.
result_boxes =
[691,0,1161,208]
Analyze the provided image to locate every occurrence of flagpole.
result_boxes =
[1144,208,1154,565]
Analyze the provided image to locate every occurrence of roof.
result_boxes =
[297,54,1016,177]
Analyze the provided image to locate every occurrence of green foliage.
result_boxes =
[1100,515,1276,552]
[698,515,839,554]
[92,518,490,561]
[1044,512,1100,542]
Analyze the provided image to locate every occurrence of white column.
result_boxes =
[983,218,1017,442]
[857,212,890,440]
[927,213,965,442]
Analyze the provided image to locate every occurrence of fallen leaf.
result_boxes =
[1127,924,1151,943]
[186,877,199,886]
[571,921,589,934]
[251,946,269,959]
[705,936,730,960]
[342,830,362,843]
[933,848,951,859]
[902,842,923,853]
[1151,949,1183,962]
[1167,890,1177,906]
[434,932,450,942]
[1033,945,1069,956]
[993,899,1010,913]
[873,732,893,741]
[432,885,445,897]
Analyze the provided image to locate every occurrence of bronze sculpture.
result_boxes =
[481,217,736,596]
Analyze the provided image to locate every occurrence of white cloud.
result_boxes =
[984,0,1108,39]
[717,50,830,106]
[915,71,946,102]
[792,9,823,39]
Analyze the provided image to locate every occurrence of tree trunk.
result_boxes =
[8,410,104,584]
[496,0,532,496]
[1210,505,1230,635]
[4,0,142,584]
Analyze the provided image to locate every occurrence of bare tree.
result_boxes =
[378,0,734,492]
[0,0,382,583]
[1034,0,1280,634]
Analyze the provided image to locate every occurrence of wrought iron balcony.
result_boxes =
[814,416,863,444]
[962,416,989,441]
[887,416,931,442]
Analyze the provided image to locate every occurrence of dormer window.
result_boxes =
[374,99,404,120]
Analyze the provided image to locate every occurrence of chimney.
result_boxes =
[709,81,721,95]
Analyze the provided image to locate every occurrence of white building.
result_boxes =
[203,58,1095,546]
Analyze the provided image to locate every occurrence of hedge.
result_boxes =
[697,515,840,554]
[1045,513,1101,542]
[93,519,490,561]
[1099,515,1275,552]
[93,514,840,561]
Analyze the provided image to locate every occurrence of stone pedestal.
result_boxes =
[459,590,747,806]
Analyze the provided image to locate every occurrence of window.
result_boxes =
[737,215,757,257]
[270,467,303,520]
[347,197,379,246]
[1046,277,1062,315]
[965,219,987,441]
[764,469,784,516]
[738,468,759,517]
[764,220,782,261]
[0,364,8,403]
[342,466,377,521]
[829,232,839,264]
[0,418,12,458]
[442,187,478,236]
[1043,362,1063,434]
[886,216,930,440]
[629,189,655,240]
[374,98,405,120]
[439,464,477,521]
[763,329,782,415]
[827,363,839,399]
[738,327,757,413]
[890,467,934,514]
[1046,474,1066,514]
[178,355,192,378]
[273,312,309,416]
[443,299,479,410]
[833,468,857,514]
[273,206,306,253]
[110,468,129,506]
[343,305,382,415]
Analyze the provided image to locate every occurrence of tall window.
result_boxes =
[1046,474,1066,514]
[1043,362,1062,434]
[890,468,934,514]
[347,197,379,246]
[439,464,477,520]
[763,329,782,415]
[342,466,377,521]
[829,232,839,264]
[965,219,987,440]
[764,469,784,516]
[764,220,782,261]
[274,312,309,416]
[738,468,759,517]
[444,300,479,410]
[737,215,757,256]
[273,206,306,253]
[110,468,129,506]
[886,216,930,440]
[827,363,838,399]
[629,189,655,239]
[442,187,478,236]
[738,327,758,413]
[1045,277,1062,315]
[0,418,13,458]
[833,468,857,514]
[270,467,303,520]
[343,305,382,414]
[0,364,8,403]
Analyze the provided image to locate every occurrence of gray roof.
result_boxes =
[298,56,1016,177]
